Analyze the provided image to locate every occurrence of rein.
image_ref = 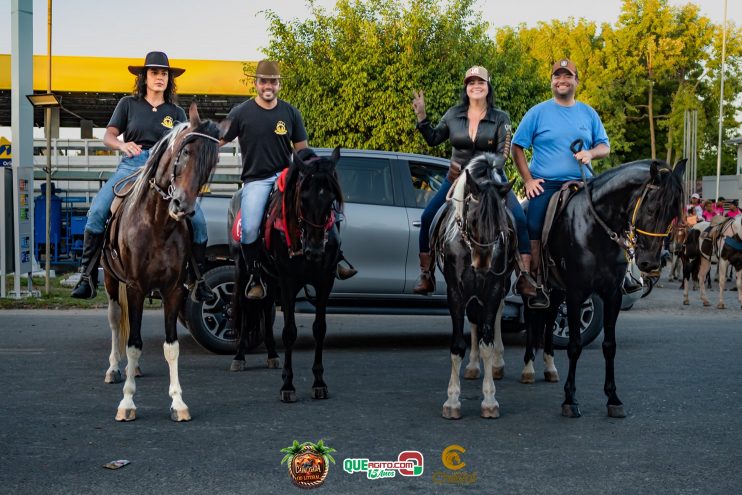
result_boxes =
[572,139,672,257]
[454,191,510,276]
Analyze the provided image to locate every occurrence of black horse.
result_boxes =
[230,147,344,402]
[430,155,516,419]
[523,159,686,418]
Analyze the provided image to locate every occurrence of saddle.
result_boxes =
[700,217,734,263]
[541,180,584,246]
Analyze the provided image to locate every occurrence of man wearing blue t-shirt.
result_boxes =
[512,58,610,307]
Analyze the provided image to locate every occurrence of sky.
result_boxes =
[1,0,739,61]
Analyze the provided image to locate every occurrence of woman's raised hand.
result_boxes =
[412,90,426,122]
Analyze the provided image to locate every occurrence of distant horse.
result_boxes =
[524,159,686,418]
[430,155,516,419]
[668,222,688,281]
[230,147,344,402]
[102,103,227,421]
[684,216,742,309]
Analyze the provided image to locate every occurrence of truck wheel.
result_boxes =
[551,294,604,349]
[185,265,239,354]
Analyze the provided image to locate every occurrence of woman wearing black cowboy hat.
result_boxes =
[71,51,214,303]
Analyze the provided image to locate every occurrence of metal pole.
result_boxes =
[715,0,728,200]
[44,0,52,294]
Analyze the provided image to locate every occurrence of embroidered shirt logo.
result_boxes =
[274,121,288,136]
[161,116,174,129]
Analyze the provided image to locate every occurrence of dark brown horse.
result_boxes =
[102,103,228,421]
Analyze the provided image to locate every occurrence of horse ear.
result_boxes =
[188,102,201,128]
[330,146,341,163]
[217,119,232,140]
[673,158,687,178]
[464,169,478,192]
[649,160,660,180]
[291,150,305,169]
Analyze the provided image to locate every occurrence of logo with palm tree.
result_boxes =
[281,440,336,488]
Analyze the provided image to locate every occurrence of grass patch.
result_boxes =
[1,274,163,310]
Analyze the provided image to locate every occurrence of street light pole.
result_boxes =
[44,0,52,294]
[715,0,728,200]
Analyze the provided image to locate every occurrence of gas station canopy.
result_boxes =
[0,55,256,127]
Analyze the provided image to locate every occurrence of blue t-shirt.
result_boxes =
[512,99,609,181]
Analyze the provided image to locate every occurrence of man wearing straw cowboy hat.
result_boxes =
[221,60,355,300]
[71,51,215,303]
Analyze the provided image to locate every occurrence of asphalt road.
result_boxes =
[1,284,740,494]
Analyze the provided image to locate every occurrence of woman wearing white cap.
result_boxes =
[687,193,703,218]
[411,65,536,297]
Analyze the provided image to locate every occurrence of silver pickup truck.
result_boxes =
[184,148,636,354]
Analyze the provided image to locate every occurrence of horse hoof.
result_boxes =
[703,301,711,307]
[480,405,500,419]
[312,387,328,400]
[267,357,281,369]
[561,404,581,418]
[442,406,462,420]
[104,370,122,384]
[170,408,192,422]
[124,366,142,377]
[229,360,246,372]
[115,408,136,422]
[281,390,297,403]
[717,303,726,309]
[463,368,480,380]
[683,300,689,305]
[607,404,626,418]
[544,370,560,383]
[492,366,504,380]
[520,372,535,384]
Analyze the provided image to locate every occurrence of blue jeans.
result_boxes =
[240,172,280,245]
[85,151,207,244]
[526,180,566,241]
[418,177,531,254]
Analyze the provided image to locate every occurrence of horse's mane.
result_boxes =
[589,159,685,225]
[126,119,221,207]
[443,155,509,246]
[269,152,344,253]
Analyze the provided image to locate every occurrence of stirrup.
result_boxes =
[71,274,97,299]
[245,274,267,300]
[336,259,357,280]
[191,279,217,304]
[527,286,550,309]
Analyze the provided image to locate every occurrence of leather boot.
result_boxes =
[528,240,550,308]
[240,242,266,300]
[71,231,105,299]
[413,252,435,295]
[515,253,538,298]
[189,242,217,303]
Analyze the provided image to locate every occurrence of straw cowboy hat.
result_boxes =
[128,51,185,77]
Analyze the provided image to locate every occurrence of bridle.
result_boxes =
[455,188,510,276]
[573,139,674,259]
[149,130,220,201]
[292,161,337,255]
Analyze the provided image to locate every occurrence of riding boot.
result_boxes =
[413,252,436,295]
[528,240,550,308]
[189,242,217,303]
[71,231,105,299]
[515,253,538,298]
[240,242,266,300]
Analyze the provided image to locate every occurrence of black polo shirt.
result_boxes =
[107,96,187,149]
[223,98,308,183]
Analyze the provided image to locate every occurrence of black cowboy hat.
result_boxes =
[128,51,185,77]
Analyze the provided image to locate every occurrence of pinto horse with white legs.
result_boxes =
[524,159,686,418]
[102,103,228,421]
[430,155,516,419]
[684,216,742,309]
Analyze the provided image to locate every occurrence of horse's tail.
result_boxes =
[117,281,130,356]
